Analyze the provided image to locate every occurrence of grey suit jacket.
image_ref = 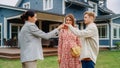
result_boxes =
[18,21,59,62]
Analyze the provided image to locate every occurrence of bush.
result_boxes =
[115,42,120,49]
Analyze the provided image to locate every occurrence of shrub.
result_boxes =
[115,42,120,49]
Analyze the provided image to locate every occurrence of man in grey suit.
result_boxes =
[18,10,63,68]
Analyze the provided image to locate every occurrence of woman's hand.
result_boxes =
[57,24,64,30]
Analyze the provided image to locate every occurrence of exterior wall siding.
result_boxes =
[0,8,24,44]
[18,0,63,14]
[99,40,110,46]
[65,5,87,20]
[18,0,30,8]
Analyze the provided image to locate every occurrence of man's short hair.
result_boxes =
[84,11,96,19]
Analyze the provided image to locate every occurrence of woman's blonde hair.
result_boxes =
[65,14,75,27]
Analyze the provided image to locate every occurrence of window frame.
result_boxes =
[23,2,30,9]
[10,23,23,39]
[43,0,53,10]
[112,23,120,39]
[97,24,109,40]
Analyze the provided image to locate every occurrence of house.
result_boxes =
[0,0,120,48]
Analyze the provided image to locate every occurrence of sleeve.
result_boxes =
[68,25,95,38]
[76,37,81,47]
[58,30,63,59]
[28,25,59,40]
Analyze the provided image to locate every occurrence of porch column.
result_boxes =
[109,19,113,50]
[4,17,7,39]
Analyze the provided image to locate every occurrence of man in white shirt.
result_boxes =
[65,11,99,68]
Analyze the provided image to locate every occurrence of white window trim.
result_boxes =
[99,45,116,48]
[88,1,98,16]
[43,0,53,10]
[97,24,109,40]
[23,2,30,9]
[0,23,2,47]
[10,23,23,39]
[112,23,120,39]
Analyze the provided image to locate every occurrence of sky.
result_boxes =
[0,0,120,14]
[107,0,120,14]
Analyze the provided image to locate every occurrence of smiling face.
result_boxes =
[66,17,73,25]
[65,14,75,27]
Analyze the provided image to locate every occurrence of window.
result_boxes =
[43,0,53,10]
[113,25,120,39]
[10,24,23,39]
[113,28,117,38]
[88,1,97,16]
[119,27,120,38]
[23,2,30,9]
[84,0,87,2]
[99,0,104,7]
[49,24,59,31]
[97,24,108,39]
[49,24,59,38]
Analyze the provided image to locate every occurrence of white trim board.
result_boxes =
[4,17,7,39]
[6,15,21,20]
[99,45,116,48]
[0,5,27,12]
[0,23,3,47]
[62,0,65,14]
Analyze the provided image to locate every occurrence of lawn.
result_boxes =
[0,50,120,68]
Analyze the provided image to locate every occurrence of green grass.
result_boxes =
[0,50,120,68]
[96,50,120,68]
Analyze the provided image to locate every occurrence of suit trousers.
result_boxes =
[22,60,37,68]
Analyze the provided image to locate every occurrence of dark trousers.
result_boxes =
[81,60,95,68]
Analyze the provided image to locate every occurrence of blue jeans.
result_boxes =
[81,60,95,68]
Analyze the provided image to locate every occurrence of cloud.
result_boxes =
[107,0,120,14]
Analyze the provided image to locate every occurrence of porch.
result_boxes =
[0,47,58,59]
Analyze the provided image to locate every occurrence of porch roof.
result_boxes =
[76,14,120,23]
[98,7,115,14]
[66,0,92,8]
[96,14,120,21]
